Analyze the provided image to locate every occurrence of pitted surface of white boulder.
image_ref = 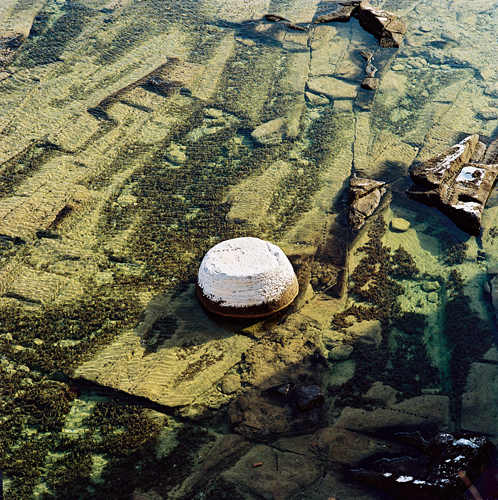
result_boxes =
[197,237,299,317]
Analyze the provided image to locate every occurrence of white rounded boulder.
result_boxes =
[196,237,299,318]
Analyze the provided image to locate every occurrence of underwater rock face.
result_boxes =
[313,1,359,24]
[462,362,498,436]
[356,1,407,48]
[197,237,299,318]
[351,431,494,500]
[348,175,386,230]
[407,135,498,235]
[229,389,325,442]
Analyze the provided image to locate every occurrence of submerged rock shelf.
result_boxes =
[1,0,498,499]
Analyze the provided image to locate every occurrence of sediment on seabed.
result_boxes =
[1,0,498,498]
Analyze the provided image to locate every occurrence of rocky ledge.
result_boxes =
[348,174,386,230]
[266,0,408,48]
[407,135,498,235]
[351,431,494,500]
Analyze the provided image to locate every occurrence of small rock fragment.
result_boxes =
[221,374,241,394]
[204,108,224,119]
[358,50,373,62]
[265,14,287,22]
[329,345,354,361]
[365,64,377,77]
[251,117,288,145]
[361,77,379,90]
[305,91,329,106]
[348,175,386,230]
[390,218,410,232]
[294,385,325,411]
[422,281,440,292]
[165,144,187,164]
[346,320,382,345]
[283,22,307,31]
[272,383,291,397]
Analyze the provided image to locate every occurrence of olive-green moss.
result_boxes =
[305,107,352,167]
[3,395,214,500]
[334,216,404,326]
[17,3,96,68]
[39,418,214,500]
[0,289,140,376]
[1,437,51,500]
[390,245,420,278]
[387,313,440,396]
[330,216,438,403]
[0,141,61,198]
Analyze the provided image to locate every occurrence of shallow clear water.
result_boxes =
[1,0,498,498]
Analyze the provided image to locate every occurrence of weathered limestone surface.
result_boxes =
[334,394,451,433]
[307,76,358,100]
[310,427,403,466]
[251,117,289,145]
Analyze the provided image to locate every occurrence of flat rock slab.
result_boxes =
[461,362,498,436]
[310,427,404,466]
[5,265,83,304]
[334,394,451,433]
[222,444,322,500]
[307,76,358,100]
[226,160,293,224]
[75,285,254,407]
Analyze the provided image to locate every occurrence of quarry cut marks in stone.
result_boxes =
[197,237,299,318]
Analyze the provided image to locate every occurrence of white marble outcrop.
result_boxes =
[197,237,299,318]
